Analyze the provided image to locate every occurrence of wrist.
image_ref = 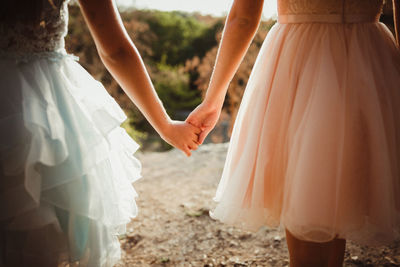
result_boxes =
[153,115,173,138]
[203,96,224,111]
[203,84,226,110]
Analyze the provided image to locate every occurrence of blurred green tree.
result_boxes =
[142,11,221,65]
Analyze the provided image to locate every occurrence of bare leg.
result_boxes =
[285,229,346,267]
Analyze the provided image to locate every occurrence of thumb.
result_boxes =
[199,128,212,144]
[186,116,198,127]
[188,119,206,131]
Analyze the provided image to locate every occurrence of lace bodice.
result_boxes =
[0,0,69,56]
[278,0,383,17]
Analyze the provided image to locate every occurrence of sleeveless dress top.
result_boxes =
[0,0,72,59]
[278,0,383,23]
[0,1,141,266]
[211,0,400,246]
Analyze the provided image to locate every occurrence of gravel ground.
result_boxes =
[116,143,400,267]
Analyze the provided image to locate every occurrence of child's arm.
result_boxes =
[394,0,400,46]
[186,0,264,143]
[78,0,199,155]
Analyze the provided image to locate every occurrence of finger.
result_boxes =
[188,120,202,130]
[199,128,211,144]
[183,146,191,157]
[187,122,202,135]
[190,124,202,135]
[189,141,199,151]
[186,117,199,127]
[191,131,200,144]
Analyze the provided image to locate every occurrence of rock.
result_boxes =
[238,234,252,241]
[229,241,239,247]
[274,235,281,241]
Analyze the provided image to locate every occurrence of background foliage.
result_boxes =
[66,3,395,149]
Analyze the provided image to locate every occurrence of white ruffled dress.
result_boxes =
[0,1,141,266]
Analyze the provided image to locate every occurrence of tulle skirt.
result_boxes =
[211,21,400,245]
[0,51,141,266]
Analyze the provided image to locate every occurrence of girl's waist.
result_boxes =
[278,13,380,24]
[0,49,78,63]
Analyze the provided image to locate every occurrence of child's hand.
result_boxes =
[160,120,201,157]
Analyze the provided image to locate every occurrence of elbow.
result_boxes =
[237,16,259,27]
[98,44,130,66]
[227,0,263,33]
[230,15,261,34]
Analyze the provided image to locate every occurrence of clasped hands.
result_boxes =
[161,101,221,157]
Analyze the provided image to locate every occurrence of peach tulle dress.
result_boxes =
[211,0,400,246]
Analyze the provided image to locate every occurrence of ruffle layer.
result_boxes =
[211,22,400,246]
[0,54,141,266]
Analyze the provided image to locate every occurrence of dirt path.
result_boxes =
[116,143,400,267]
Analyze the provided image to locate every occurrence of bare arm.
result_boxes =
[186,0,264,143]
[394,0,400,46]
[78,0,200,155]
[203,0,264,108]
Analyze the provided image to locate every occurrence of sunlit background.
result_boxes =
[117,0,278,19]
[62,3,400,265]
[67,0,395,149]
